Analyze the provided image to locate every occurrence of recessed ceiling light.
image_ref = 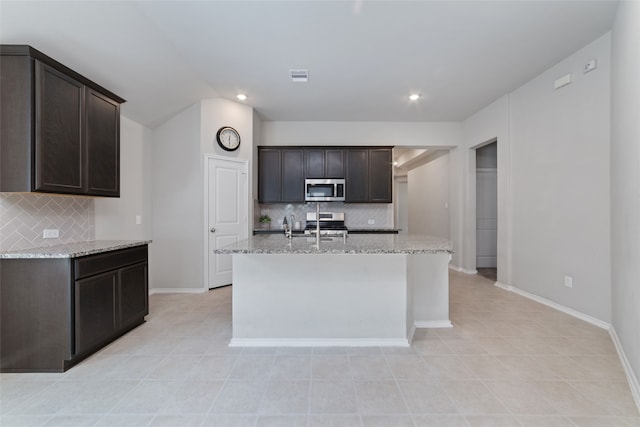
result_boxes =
[237,94,247,101]
[409,94,420,101]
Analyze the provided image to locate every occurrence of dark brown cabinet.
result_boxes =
[345,147,392,203]
[345,149,369,202]
[0,245,148,372]
[258,147,305,203]
[304,148,345,178]
[368,148,393,203]
[259,146,392,203]
[1,45,124,197]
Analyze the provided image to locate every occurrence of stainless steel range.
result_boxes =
[304,212,348,237]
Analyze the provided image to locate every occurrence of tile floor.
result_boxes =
[1,270,639,427]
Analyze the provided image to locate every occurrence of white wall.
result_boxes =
[462,95,510,279]
[461,33,612,323]
[94,116,153,240]
[150,103,202,290]
[611,0,640,397]
[509,33,611,322]
[408,151,450,239]
[150,99,254,291]
[261,121,462,147]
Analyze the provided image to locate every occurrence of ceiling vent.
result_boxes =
[290,69,309,82]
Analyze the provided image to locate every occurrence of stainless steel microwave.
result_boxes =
[305,178,345,202]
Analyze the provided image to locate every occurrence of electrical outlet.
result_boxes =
[135,215,142,225]
[368,219,375,225]
[43,229,59,239]
[564,275,573,288]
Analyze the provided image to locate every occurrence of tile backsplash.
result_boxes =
[0,193,95,251]
[256,202,393,230]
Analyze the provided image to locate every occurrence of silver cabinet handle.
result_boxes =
[210,228,216,233]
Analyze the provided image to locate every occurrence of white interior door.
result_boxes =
[476,168,497,268]
[207,156,248,288]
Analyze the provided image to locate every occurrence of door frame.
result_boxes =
[203,154,250,291]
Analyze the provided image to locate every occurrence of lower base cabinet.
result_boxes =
[0,245,148,372]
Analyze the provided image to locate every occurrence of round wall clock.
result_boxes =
[216,126,241,151]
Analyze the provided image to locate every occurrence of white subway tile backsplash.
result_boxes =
[256,201,393,230]
[0,193,95,251]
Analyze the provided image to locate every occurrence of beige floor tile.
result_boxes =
[385,354,432,380]
[412,414,471,426]
[349,356,393,380]
[0,415,52,427]
[397,380,458,414]
[567,381,640,416]
[464,415,523,426]
[258,380,310,415]
[308,414,362,426]
[440,380,509,415]
[484,380,559,415]
[312,355,351,380]
[361,415,414,426]
[310,380,358,414]
[515,415,576,427]
[269,355,312,380]
[201,414,256,426]
[210,380,266,414]
[40,415,102,426]
[255,415,308,426]
[568,416,640,426]
[148,414,204,426]
[354,380,408,415]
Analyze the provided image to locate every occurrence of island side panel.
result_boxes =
[231,253,409,346]
[410,253,452,328]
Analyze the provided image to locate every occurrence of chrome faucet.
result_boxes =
[284,214,295,239]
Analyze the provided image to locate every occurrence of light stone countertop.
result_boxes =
[215,233,452,255]
[0,240,151,259]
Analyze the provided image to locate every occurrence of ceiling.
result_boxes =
[0,1,618,128]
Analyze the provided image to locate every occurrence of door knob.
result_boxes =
[210,227,216,233]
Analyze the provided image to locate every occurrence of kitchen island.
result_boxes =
[215,234,453,347]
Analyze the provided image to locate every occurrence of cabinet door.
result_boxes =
[119,262,148,330]
[35,61,84,194]
[368,149,392,203]
[346,149,368,202]
[305,149,325,178]
[75,271,117,355]
[86,89,120,197]
[282,149,304,202]
[258,148,282,202]
[325,149,345,178]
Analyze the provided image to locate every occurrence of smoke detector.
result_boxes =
[290,69,309,82]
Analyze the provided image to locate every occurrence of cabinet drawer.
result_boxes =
[74,246,148,280]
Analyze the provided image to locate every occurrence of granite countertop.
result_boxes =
[0,240,151,259]
[215,233,452,255]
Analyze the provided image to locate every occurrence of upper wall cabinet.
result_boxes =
[304,148,345,179]
[0,45,125,197]
[258,147,305,203]
[258,146,392,203]
[345,148,392,203]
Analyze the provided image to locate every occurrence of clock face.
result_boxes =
[216,127,240,151]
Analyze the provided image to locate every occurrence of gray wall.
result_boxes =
[611,0,640,400]
[407,151,450,238]
[509,32,611,322]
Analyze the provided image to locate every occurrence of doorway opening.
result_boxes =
[475,141,497,281]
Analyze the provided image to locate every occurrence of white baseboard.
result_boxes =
[609,327,640,413]
[414,320,453,328]
[493,281,610,330]
[448,265,477,275]
[228,338,410,347]
[149,287,207,295]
